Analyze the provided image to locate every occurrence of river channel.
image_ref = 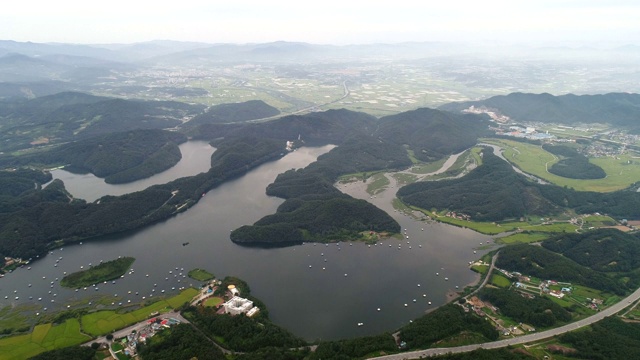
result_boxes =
[0,142,495,341]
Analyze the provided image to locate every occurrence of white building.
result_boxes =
[223,296,256,316]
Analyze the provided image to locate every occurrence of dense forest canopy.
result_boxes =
[231,135,409,244]
[375,107,490,161]
[496,243,631,295]
[542,143,606,180]
[541,228,640,273]
[0,136,286,259]
[0,129,187,184]
[0,91,204,151]
[185,99,280,125]
[397,147,558,221]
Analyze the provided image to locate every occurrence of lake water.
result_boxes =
[49,140,216,202]
[1,144,495,341]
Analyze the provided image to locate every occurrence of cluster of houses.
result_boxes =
[114,317,181,358]
[462,296,536,336]
[445,211,471,221]
[1,256,27,274]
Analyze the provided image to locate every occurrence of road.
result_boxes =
[84,311,189,346]
[369,286,640,359]
[248,80,351,123]
[466,251,499,299]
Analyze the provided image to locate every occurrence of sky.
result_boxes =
[2,0,639,46]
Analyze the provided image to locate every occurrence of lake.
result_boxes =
[0,143,495,341]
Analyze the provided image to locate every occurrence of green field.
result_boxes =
[495,232,551,244]
[490,274,512,288]
[81,288,198,336]
[484,138,640,192]
[366,173,390,195]
[391,172,418,185]
[0,304,38,335]
[409,157,447,174]
[428,209,578,236]
[471,265,489,275]
[0,319,91,360]
[582,215,617,227]
[204,297,224,307]
[187,268,215,282]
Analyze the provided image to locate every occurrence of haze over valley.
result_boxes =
[2,2,640,359]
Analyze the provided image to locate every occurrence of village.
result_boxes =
[105,277,260,360]
[462,261,609,338]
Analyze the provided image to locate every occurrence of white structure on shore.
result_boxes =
[223,296,259,317]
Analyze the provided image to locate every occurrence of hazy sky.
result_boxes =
[3,0,639,45]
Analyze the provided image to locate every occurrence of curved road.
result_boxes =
[370,287,640,359]
[466,251,499,299]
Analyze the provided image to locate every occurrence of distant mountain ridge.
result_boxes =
[439,92,640,128]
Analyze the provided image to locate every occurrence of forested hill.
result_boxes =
[497,242,632,295]
[0,129,187,184]
[184,108,376,145]
[542,229,640,273]
[185,99,280,126]
[397,147,640,221]
[190,106,489,159]
[375,107,490,161]
[439,92,640,127]
[0,137,285,260]
[0,91,204,151]
[397,147,559,221]
[230,136,407,245]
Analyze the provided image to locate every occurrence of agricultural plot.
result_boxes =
[484,138,640,192]
[0,319,90,360]
[81,288,198,336]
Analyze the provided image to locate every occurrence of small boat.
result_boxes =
[357,322,364,326]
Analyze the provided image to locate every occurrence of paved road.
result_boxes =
[83,311,189,346]
[466,251,499,299]
[370,286,640,359]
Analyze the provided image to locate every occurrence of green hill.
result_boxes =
[375,107,490,161]
[231,136,407,245]
[397,147,559,221]
[542,229,640,273]
[185,99,279,125]
[542,144,606,180]
[2,129,187,184]
[497,243,629,295]
[0,91,204,151]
